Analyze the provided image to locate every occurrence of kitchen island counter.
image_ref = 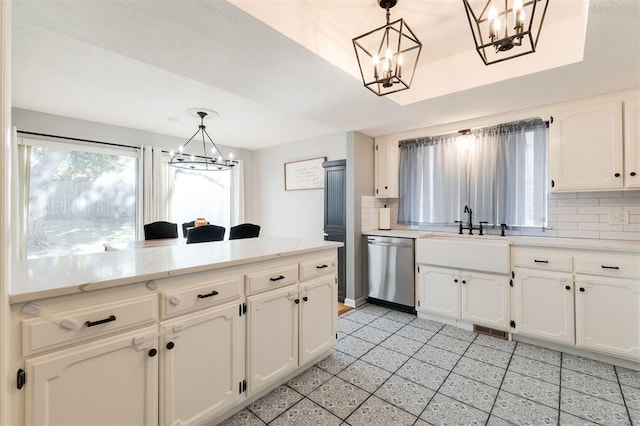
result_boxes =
[10,237,341,304]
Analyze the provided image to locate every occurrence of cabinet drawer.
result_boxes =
[22,294,157,356]
[574,255,640,279]
[299,256,337,281]
[511,251,572,272]
[161,276,241,318]
[245,264,298,295]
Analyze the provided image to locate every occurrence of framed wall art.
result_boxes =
[284,157,326,190]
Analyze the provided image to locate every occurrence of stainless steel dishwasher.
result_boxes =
[366,236,415,311]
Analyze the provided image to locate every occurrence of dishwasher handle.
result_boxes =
[367,240,413,248]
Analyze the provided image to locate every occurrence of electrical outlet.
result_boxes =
[609,211,629,225]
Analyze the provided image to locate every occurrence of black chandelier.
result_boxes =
[352,0,422,96]
[463,0,549,65]
[169,111,235,171]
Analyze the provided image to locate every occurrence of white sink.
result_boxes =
[416,237,510,274]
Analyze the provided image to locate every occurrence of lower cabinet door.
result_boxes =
[300,275,337,365]
[25,326,158,426]
[160,303,243,426]
[247,284,299,395]
[513,269,574,345]
[460,271,509,329]
[575,275,640,360]
[417,265,459,319]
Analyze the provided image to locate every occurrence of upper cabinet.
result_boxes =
[549,94,640,192]
[624,96,640,188]
[549,99,623,192]
[375,139,399,198]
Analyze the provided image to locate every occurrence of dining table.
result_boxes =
[104,238,187,251]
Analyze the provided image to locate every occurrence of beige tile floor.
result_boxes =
[218,304,640,425]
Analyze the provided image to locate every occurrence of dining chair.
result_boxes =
[186,224,226,244]
[181,220,210,238]
[229,223,261,240]
[143,221,179,240]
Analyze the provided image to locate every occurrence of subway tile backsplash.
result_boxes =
[361,191,640,241]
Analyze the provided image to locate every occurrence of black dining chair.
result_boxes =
[229,223,261,240]
[143,221,179,240]
[182,220,210,238]
[186,224,226,244]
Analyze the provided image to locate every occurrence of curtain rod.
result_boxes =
[16,130,140,150]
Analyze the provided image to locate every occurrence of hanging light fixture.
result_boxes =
[352,0,422,96]
[169,110,235,171]
[463,0,549,65]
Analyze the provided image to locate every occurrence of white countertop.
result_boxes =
[9,237,341,304]
[363,229,640,251]
[363,230,432,239]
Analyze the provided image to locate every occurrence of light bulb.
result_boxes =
[488,5,498,20]
[179,145,184,153]
[211,147,217,155]
[191,155,195,161]
[385,48,392,60]
[229,152,234,159]
[169,150,175,157]
[218,155,223,162]
[513,0,523,11]
[372,54,379,65]
[397,55,404,66]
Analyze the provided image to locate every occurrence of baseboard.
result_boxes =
[343,298,356,308]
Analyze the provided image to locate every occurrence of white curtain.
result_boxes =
[398,118,547,227]
[398,134,465,225]
[232,160,245,225]
[14,130,30,259]
[142,146,165,224]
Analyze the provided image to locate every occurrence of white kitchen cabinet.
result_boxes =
[246,284,299,395]
[417,265,509,330]
[550,99,624,191]
[575,275,640,360]
[624,96,640,188]
[375,139,399,198]
[512,268,575,345]
[460,271,509,329]
[25,326,158,426]
[159,302,243,426]
[417,265,458,319]
[299,275,337,365]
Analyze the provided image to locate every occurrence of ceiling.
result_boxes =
[10,0,640,151]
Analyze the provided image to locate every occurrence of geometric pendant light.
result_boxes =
[352,0,422,96]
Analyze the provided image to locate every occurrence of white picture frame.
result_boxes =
[284,157,326,190]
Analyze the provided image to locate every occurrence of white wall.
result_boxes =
[253,132,347,240]
[345,132,374,305]
[0,1,9,423]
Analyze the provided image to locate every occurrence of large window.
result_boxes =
[19,138,139,258]
[398,118,548,228]
[167,167,232,234]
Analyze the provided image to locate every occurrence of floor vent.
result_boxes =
[473,324,508,340]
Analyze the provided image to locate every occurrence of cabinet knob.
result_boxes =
[614,173,621,178]
[565,285,571,291]
[148,348,158,357]
[384,186,388,189]
[462,280,467,284]
[579,287,585,292]
[169,296,181,306]
[631,172,637,177]
[453,278,458,283]
[303,296,308,302]
[166,342,175,350]
[294,298,300,304]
